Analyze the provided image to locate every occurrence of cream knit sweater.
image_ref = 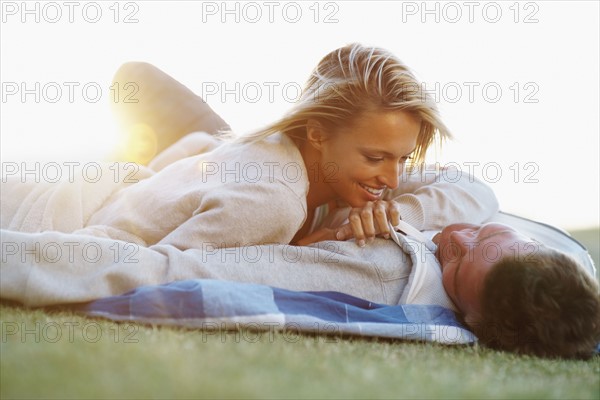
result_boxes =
[78,133,309,249]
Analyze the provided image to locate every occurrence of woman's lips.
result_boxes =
[358,183,385,199]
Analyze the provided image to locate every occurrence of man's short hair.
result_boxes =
[472,248,600,359]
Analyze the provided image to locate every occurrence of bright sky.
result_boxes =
[1,0,598,231]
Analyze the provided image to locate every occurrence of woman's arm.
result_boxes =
[386,164,499,230]
[158,179,307,250]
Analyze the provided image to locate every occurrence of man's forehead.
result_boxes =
[477,229,540,248]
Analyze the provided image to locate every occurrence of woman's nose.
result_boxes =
[377,161,400,189]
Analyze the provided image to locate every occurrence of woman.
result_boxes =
[228,42,451,245]
[2,43,497,250]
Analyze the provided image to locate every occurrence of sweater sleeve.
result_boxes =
[157,178,307,250]
[385,164,499,230]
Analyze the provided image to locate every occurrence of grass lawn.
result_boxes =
[2,229,599,399]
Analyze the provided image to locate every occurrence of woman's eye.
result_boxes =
[365,156,384,162]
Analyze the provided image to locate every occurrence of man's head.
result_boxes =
[433,222,600,359]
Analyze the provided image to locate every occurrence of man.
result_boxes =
[2,218,598,358]
[298,218,600,359]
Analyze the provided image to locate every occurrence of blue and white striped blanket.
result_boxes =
[77,279,476,344]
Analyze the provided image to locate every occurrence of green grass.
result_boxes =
[2,228,600,400]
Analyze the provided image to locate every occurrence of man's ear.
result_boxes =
[306,119,327,151]
[464,311,482,329]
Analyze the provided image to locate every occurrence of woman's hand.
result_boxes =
[295,200,401,246]
[336,200,401,247]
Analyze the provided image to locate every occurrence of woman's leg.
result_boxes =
[111,62,230,164]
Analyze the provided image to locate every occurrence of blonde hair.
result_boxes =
[235,43,451,163]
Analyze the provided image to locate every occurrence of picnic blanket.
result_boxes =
[74,278,476,345]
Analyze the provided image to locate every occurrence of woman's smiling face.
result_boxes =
[314,110,420,208]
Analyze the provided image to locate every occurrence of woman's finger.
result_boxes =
[348,207,367,247]
[388,200,402,227]
[373,201,390,239]
[359,202,378,242]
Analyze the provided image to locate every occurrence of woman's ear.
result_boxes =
[306,119,327,151]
